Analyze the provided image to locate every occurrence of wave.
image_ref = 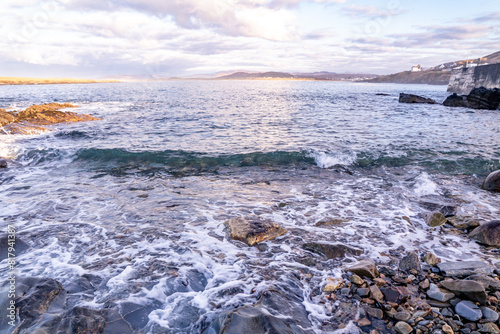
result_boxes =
[15,147,500,176]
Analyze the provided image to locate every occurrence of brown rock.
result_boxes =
[469,220,500,247]
[347,259,379,278]
[225,216,287,246]
[423,252,440,266]
[0,109,15,126]
[358,317,371,327]
[425,211,447,227]
[399,93,437,104]
[349,274,364,285]
[370,285,384,303]
[447,216,480,230]
[302,242,363,259]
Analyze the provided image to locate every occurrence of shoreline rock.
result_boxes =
[224,216,287,246]
[0,103,99,135]
[399,93,438,104]
[443,87,500,110]
[469,220,500,247]
[482,170,500,192]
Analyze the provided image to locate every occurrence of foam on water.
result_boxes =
[311,150,357,168]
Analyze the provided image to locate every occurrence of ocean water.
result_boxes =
[0,80,499,333]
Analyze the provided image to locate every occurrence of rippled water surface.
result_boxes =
[1,81,499,333]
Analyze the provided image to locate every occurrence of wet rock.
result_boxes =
[425,211,447,227]
[349,274,364,285]
[443,87,500,110]
[0,235,29,260]
[394,321,413,334]
[480,307,499,323]
[314,218,348,227]
[423,252,440,266]
[427,283,455,302]
[399,93,437,104]
[302,242,363,259]
[365,307,384,319]
[440,280,487,304]
[455,300,482,321]
[469,220,500,247]
[56,307,107,333]
[419,199,457,217]
[346,259,378,278]
[481,170,500,192]
[357,288,370,297]
[399,252,421,272]
[205,287,314,334]
[466,274,500,291]
[447,216,481,230]
[437,261,490,277]
[369,285,384,303]
[442,324,454,334]
[224,216,287,246]
[0,159,7,168]
[380,286,413,303]
[323,278,344,292]
[419,279,430,290]
[1,103,99,135]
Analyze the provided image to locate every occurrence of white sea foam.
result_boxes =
[311,151,357,168]
[414,172,439,196]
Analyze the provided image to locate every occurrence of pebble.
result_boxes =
[394,321,413,334]
[427,284,455,302]
[394,311,411,322]
[423,252,440,266]
[358,317,371,327]
[479,307,499,323]
[455,300,482,321]
[349,274,364,285]
[442,324,454,334]
[357,288,370,297]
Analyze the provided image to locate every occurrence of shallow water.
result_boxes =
[0,81,499,333]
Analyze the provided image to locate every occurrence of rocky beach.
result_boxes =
[0,81,499,333]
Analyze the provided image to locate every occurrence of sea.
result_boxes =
[0,80,499,333]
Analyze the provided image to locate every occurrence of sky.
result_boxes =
[1,0,499,78]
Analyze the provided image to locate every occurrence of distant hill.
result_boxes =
[365,50,500,85]
[0,77,118,86]
[215,71,377,81]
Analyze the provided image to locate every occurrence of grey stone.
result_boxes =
[357,288,370,297]
[0,159,6,168]
[440,280,487,304]
[346,259,378,278]
[480,307,499,323]
[394,321,413,334]
[365,307,384,319]
[399,93,437,104]
[455,300,482,321]
[466,274,500,291]
[482,170,500,192]
[469,220,500,247]
[399,252,421,272]
[425,211,447,227]
[478,323,500,333]
[437,261,490,277]
[427,283,455,302]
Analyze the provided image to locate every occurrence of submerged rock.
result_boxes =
[225,216,287,246]
[469,220,500,246]
[0,159,7,168]
[399,93,437,104]
[447,216,480,230]
[440,280,487,304]
[422,252,440,266]
[346,259,378,278]
[0,235,29,260]
[56,307,107,334]
[481,170,500,192]
[302,242,363,259]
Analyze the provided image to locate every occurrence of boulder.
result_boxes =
[0,109,15,126]
[399,93,437,104]
[437,261,490,276]
[419,199,457,217]
[398,252,421,272]
[56,307,107,334]
[302,242,363,259]
[469,220,500,247]
[427,283,455,302]
[466,274,500,291]
[443,87,500,110]
[455,300,482,321]
[422,252,440,266]
[224,216,287,246]
[346,259,378,278]
[0,159,7,168]
[440,280,487,304]
[425,211,447,227]
[481,170,500,192]
[447,216,480,230]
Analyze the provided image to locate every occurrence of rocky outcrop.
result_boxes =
[443,87,500,110]
[224,216,287,246]
[0,103,99,135]
[399,93,437,104]
[482,170,500,191]
[469,220,500,246]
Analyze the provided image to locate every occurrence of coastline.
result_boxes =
[0,77,120,86]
